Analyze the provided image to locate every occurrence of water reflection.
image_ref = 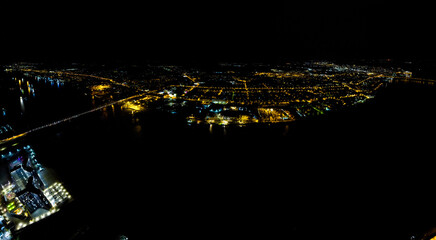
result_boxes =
[19,96,25,113]
[133,125,142,134]
[283,125,289,136]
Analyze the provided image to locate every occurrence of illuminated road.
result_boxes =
[0,93,147,145]
[4,67,434,139]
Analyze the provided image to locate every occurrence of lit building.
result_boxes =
[10,167,30,192]
[0,144,71,235]
[0,215,12,240]
[17,191,51,217]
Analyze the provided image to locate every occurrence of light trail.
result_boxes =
[0,93,147,145]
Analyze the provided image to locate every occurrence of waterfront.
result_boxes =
[2,63,436,240]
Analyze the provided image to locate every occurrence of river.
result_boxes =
[2,71,436,240]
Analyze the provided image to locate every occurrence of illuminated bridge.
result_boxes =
[0,93,147,145]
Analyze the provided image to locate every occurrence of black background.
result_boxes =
[1,1,434,63]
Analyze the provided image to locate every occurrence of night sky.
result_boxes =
[1,1,433,63]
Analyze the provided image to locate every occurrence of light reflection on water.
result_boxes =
[19,96,25,113]
[1,73,93,134]
[11,72,436,240]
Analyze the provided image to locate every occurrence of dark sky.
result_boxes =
[1,1,433,63]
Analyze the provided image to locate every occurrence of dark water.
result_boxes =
[0,72,92,132]
[2,71,436,240]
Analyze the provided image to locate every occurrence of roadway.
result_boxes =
[0,93,147,145]
[3,69,434,145]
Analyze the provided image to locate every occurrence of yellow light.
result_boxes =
[91,84,111,91]
[122,101,144,112]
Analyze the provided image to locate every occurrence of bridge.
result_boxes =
[2,69,435,145]
[0,93,147,145]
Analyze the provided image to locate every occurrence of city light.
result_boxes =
[0,61,424,134]
[0,145,72,236]
[0,59,435,240]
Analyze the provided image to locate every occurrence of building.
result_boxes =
[10,167,30,192]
